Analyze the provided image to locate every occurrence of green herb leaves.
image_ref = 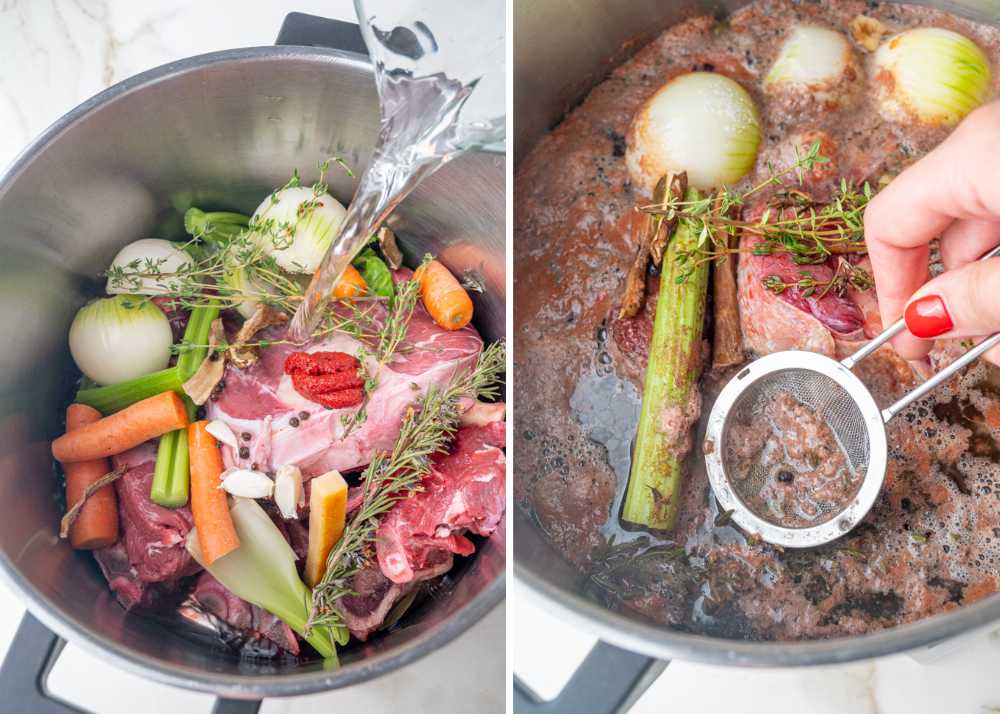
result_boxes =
[353,248,395,298]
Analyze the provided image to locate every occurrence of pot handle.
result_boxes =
[512,640,668,714]
[0,612,261,714]
[275,12,368,56]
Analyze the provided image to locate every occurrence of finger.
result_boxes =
[865,235,931,359]
[903,258,1000,341]
[865,102,1000,252]
[986,343,1000,368]
[864,102,1000,359]
[939,218,1000,270]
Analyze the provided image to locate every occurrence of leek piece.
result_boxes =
[187,498,340,660]
[75,367,184,415]
[622,190,709,530]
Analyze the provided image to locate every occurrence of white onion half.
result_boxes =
[873,28,992,126]
[764,25,860,105]
[626,72,762,192]
[251,186,347,274]
[69,295,173,385]
[106,239,193,296]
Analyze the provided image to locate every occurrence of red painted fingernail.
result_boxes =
[905,295,953,338]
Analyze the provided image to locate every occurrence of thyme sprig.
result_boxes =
[105,158,354,315]
[637,140,875,293]
[762,257,876,300]
[340,269,426,436]
[307,341,506,633]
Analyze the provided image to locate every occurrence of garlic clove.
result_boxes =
[206,420,239,449]
[274,464,304,519]
[220,469,274,499]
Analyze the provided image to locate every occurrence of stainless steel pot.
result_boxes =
[0,12,504,710]
[514,0,1000,706]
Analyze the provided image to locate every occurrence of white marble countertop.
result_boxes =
[513,577,1000,713]
[0,1,503,712]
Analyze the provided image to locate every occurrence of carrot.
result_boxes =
[333,264,367,299]
[52,391,189,464]
[63,404,119,550]
[304,469,348,587]
[415,259,474,331]
[188,420,239,565]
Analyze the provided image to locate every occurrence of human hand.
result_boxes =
[864,101,1000,363]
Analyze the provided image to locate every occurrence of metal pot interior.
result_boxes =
[0,46,504,695]
[513,0,1000,665]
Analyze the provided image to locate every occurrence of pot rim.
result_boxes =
[0,43,504,697]
[514,559,999,666]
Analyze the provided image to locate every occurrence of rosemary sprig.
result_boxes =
[588,536,690,600]
[638,140,875,292]
[307,341,506,632]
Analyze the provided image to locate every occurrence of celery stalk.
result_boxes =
[187,498,339,660]
[176,304,220,381]
[184,208,249,244]
[151,305,218,507]
[622,190,709,530]
[150,398,194,508]
[75,367,183,415]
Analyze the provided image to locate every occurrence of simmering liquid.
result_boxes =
[725,392,862,528]
[515,0,1000,640]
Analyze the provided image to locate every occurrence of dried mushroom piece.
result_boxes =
[710,192,743,370]
[648,172,687,267]
[619,171,686,319]
[377,225,404,270]
[229,304,289,370]
[183,318,227,405]
[850,15,888,52]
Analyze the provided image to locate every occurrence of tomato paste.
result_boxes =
[284,351,364,409]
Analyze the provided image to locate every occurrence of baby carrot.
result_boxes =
[188,421,239,565]
[333,264,367,300]
[415,259,474,330]
[63,404,119,550]
[52,391,189,463]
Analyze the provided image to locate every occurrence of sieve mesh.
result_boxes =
[721,368,871,528]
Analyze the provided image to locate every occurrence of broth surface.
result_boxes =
[515,0,1000,639]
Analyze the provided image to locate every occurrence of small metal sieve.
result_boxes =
[704,246,1000,548]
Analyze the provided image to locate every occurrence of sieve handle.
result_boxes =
[882,332,1000,422]
[842,242,1000,371]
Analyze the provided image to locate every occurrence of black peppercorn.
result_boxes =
[299,411,310,420]
[241,432,252,442]
[777,470,794,484]
[289,416,300,428]
[239,446,250,459]
[251,462,258,471]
